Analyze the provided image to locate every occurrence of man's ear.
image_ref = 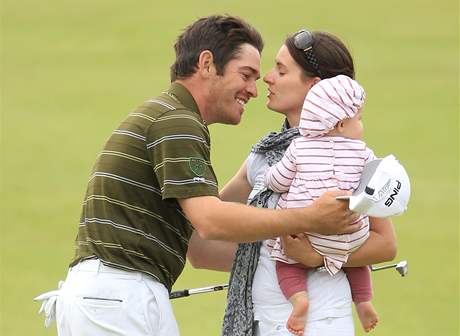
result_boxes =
[197,50,215,78]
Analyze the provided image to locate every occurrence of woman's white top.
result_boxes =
[246,152,352,323]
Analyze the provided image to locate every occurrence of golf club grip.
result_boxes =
[169,289,189,299]
[207,285,227,292]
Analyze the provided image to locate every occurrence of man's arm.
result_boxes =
[179,190,360,243]
[186,161,250,271]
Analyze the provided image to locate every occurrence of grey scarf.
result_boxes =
[222,121,300,336]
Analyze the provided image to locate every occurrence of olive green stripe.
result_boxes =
[76,240,172,280]
[160,178,218,193]
[155,114,208,133]
[99,150,150,165]
[84,238,148,259]
[129,112,157,123]
[146,98,176,110]
[80,219,185,264]
[84,195,187,243]
[153,157,211,173]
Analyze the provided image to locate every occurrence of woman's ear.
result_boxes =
[312,76,321,86]
[305,76,321,91]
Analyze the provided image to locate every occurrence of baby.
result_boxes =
[265,75,378,335]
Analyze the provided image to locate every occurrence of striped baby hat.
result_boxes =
[299,75,366,137]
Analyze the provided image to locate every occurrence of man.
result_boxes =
[35,15,360,336]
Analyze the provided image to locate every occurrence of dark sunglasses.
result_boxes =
[293,29,322,78]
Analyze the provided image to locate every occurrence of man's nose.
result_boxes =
[247,81,257,98]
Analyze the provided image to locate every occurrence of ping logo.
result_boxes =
[377,180,391,200]
[385,180,402,207]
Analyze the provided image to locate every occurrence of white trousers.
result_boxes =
[256,315,354,336]
[56,259,180,336]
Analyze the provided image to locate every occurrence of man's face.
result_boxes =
[206,43,260,125]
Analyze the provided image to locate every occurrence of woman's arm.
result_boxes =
[219,160,252,204]
[187,231,237,271]
[282,217,397,268]
[345,217,397,267]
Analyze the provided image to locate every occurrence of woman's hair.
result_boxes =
[285,31,355,80]
[170,15,264,81]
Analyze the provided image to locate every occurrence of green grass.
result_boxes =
[1,0,458,335]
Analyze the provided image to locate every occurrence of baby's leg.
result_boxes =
[344,266,379,332]
[276,261,309,335]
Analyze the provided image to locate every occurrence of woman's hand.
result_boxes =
[281,234,323,268]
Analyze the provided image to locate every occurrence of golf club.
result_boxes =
[370,260,408,276]
[169,260,408,299]
[170,284,229,300]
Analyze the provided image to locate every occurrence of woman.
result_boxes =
[188,29,396,336]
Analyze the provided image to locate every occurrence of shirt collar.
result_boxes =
[167,82,200,115]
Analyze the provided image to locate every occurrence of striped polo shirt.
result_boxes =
[71,83,219,291]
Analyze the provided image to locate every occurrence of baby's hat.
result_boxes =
[299,75,366,137]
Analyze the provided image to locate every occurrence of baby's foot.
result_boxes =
[287,293,309,335]
[355,301,379,332]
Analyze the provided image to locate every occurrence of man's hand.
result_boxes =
[281,234,323,267]
[307,190,360,235]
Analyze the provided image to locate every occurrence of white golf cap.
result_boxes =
[344,155,411,217]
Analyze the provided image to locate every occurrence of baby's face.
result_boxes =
[341,110,364,140]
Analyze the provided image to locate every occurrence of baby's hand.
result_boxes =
[281,234,323,267]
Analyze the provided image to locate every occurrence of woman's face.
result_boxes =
[263,45,317,125]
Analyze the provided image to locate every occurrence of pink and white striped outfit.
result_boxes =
[265,75,375,275]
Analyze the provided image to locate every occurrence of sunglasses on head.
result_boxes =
[293,29,322,78]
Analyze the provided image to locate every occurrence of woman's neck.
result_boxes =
[286,112,301,128]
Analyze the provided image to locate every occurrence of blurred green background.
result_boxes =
[1,0,458,335]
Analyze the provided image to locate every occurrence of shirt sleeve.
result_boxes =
[264,140,297,193]
[145,111,219,200]
[363,146,377,163]
[246,152,257,187]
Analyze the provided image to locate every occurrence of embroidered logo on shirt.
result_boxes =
[189,157,206,176]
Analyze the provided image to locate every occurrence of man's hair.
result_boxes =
[286,31,355,80]
[170,15,264,81]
